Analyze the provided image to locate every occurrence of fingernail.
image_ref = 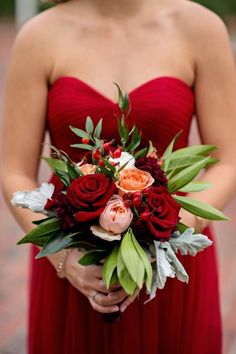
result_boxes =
[111,306,119,312]
[120,306,126,313]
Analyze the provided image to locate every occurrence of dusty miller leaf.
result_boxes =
[159,242,189,284]
[169,228,213,256]
[154,241,175,289]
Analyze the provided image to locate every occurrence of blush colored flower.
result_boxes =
[79,163,96,175]
[99,195,133,234]
[116,168,154,195]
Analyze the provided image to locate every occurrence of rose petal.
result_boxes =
[90,225,121,241]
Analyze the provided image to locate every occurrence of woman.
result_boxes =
[2,0,236,353]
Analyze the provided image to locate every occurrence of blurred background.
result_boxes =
[0,1,236,353]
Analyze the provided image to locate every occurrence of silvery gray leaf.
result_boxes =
[11,183,55,214]
[169,227,213,256]
[154,241,175,289]
[171,230,181,238]
[160,242,189,284]
[145,268,158,304]
[145,241,175,303]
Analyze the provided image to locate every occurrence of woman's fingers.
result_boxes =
[94,289,128,307]
[64,249,131,313]
[88,297,119,314]
[120,289,140,313]
[107,288,128,304]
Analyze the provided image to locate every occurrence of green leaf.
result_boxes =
[85,116,94,135]
[55,169,70,187]
[69,126,90,139]
[98,166,114,178]
[67,163,81,180]
[78,250,107,266]
[134,147,148,159]
[131,233,153,292]
[117,248,137,296]
[93,118,103,138]
[42,157,68,172]
[173,195,229,221]
[94,137,104,153]
[70,144,94,151]
[147,140,155,156]
[162,131,183,172]
[36,231,76,259]
[116,117,126,146]
[171,144,217,158]
[117,158,133,174]
[120,231,145,289]
[127,126,141,152]
[179,181,212,193]
[103,245,119,288]
[168,157,210,193]
[32,217,53,225]
[67,241,97,251]
[102,159,116,173]
[19,235,52,247]
[124,125,129,144]
[109,269,119,287]
[114,83,129,113]
[17,217,60,245]
[176,223,189,233]
[167,155,215,171]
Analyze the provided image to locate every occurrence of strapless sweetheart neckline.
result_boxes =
[49,75,194,105]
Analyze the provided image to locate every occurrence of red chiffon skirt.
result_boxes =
[28,227,222,354]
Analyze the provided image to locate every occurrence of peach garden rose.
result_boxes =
[116,167,154,195]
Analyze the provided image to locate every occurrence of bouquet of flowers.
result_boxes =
[12,85,228,303]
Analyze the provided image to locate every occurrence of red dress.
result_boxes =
[29,77,222,354]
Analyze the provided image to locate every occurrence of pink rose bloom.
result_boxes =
[99,195,133,234]
[78,163,96,175]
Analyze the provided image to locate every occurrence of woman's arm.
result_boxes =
[1,17,127,314]
[1,19,50,232]
[178,8,236,229]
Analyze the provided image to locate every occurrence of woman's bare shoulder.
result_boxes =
[175,1,230,47]
[15,6,69,45]
[10,5,74,77]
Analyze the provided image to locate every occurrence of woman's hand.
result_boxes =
[62,249,129,314]
[179,208,207,233]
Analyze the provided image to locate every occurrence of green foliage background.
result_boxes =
[1,0,236,17]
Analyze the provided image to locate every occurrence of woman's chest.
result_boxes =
[49,17,194,99]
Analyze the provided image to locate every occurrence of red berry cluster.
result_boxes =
[123,190,152,221]
[81,136,123,167]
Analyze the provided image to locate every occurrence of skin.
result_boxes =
[1,0,236,314]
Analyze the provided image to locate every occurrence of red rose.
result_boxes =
[145,186,180,240]
[66,173,117,222]
[45,174,64,210]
